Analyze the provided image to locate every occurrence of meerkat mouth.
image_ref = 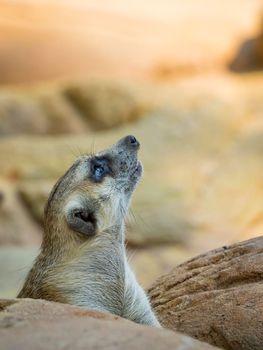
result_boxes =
[134,160,142,174]
[129,160,143,181]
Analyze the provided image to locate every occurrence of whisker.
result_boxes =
[89,138,97,157]
[65,144,82,158]
[126,246,137,265]
[128,208,138,224]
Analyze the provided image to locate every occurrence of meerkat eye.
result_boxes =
[75,210,89,222]
[94,164,105,179]
[90,157,111,182]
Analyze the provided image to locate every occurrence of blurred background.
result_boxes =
[1,0,263,297]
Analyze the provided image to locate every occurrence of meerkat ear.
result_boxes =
[66,204,97,236]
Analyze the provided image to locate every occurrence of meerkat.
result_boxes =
[18,135,160,327]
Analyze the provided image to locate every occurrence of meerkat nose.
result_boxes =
[125,135,140,150]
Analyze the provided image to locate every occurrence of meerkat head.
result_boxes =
[44,135,142,242]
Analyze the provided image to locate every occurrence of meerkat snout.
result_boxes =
[18,135,160,327]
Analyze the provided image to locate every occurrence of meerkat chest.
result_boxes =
[62,239,127,315]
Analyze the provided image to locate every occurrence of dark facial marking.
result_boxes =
[90,156,112,183]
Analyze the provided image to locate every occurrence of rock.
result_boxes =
[0,90,87,136]
[64,80,152,130]
[0,94,49,136]
[0,298,219,350]
[149,236,263,350]
[0,81,152,136]
[0,179,41,246]
[37,90,88,134]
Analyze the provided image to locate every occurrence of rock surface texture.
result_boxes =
[149,236,263,350]
[0,298,219,350]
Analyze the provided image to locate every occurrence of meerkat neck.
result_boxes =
[101,223,126,244]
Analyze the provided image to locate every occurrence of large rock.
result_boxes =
[149,236,263,350]
[0,298,218,350]
[37,90,88,134]
[0,94,49,135]
[0,90,87,136]
[64,80,152,130]
[0,81,151,136]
